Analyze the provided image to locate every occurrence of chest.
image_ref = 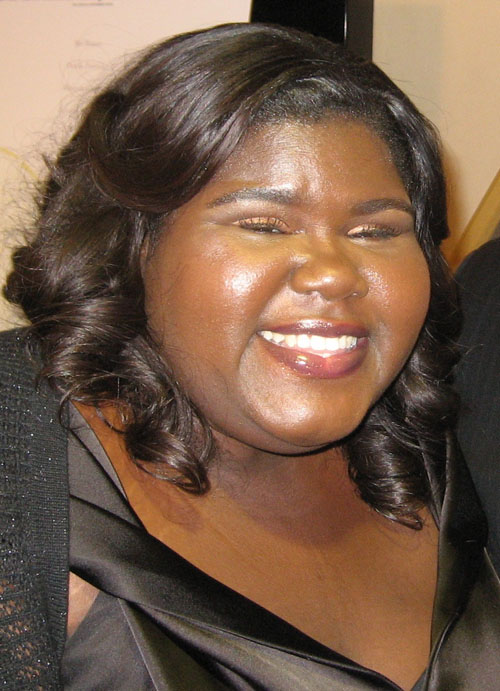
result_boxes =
[130,473,438,690]
[79,404,438,689]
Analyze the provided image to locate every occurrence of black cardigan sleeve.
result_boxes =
[0,328,68,689]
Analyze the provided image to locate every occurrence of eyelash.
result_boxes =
[348,224,404,240]
[237,217,288,234]
[236,220,405,239]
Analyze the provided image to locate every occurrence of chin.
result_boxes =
[255,419,365,455]
[241,391,374,454]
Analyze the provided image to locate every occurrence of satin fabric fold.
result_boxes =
[68,495,397,689]
[65,408,500,690]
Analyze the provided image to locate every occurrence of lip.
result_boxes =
[257,320,369,379]
[263,320,369,338]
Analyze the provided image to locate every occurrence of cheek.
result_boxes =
[145,243,283,380]
[372,250,431,355]
[188,242,289,337]
[195,252,276,333]
[398,252,431,319]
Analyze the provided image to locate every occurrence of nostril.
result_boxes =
[290,253,368,300]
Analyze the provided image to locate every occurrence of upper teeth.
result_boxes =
[259,330,358,356]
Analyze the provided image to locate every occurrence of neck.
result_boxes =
[203,438,371,544]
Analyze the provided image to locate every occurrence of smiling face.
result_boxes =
[144,119,430,459]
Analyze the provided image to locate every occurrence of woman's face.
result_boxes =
[144,119,430,457]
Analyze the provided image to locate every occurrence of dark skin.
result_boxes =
[69,120,438,690]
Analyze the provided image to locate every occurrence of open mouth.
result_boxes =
[257,326,368,379]
[259,330,358,358]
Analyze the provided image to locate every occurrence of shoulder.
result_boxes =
[454,238,500,389]
[455,238,500,381]
[454,238,500,378]
[0,327,65,452]
[0,327,47,402]
[456,236,500,280]
[455,237,500,307]
[0,325,69,506]
[454,242,500,574]
[0,327,70,684]
[0,326,35,372]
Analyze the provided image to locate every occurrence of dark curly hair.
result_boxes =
[5,22,459,528]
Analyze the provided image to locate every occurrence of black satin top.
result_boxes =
[63,407,500,690]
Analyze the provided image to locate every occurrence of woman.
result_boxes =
[1,23,498,690]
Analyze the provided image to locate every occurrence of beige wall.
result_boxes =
[1,1,499,326]
[0,0,251,328]
[373,0,500,254]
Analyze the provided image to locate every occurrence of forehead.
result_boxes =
[209,118,408,204]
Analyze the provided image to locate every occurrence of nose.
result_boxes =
[290,238,368,301]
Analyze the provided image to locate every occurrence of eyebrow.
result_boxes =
[207,186,296,208]
[351,198,415,218]
[207,187,415,219]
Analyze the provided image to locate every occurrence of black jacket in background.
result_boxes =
[455,237,500,573]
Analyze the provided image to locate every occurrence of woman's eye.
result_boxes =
[237,217,288,234]
[348,224,404,240]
